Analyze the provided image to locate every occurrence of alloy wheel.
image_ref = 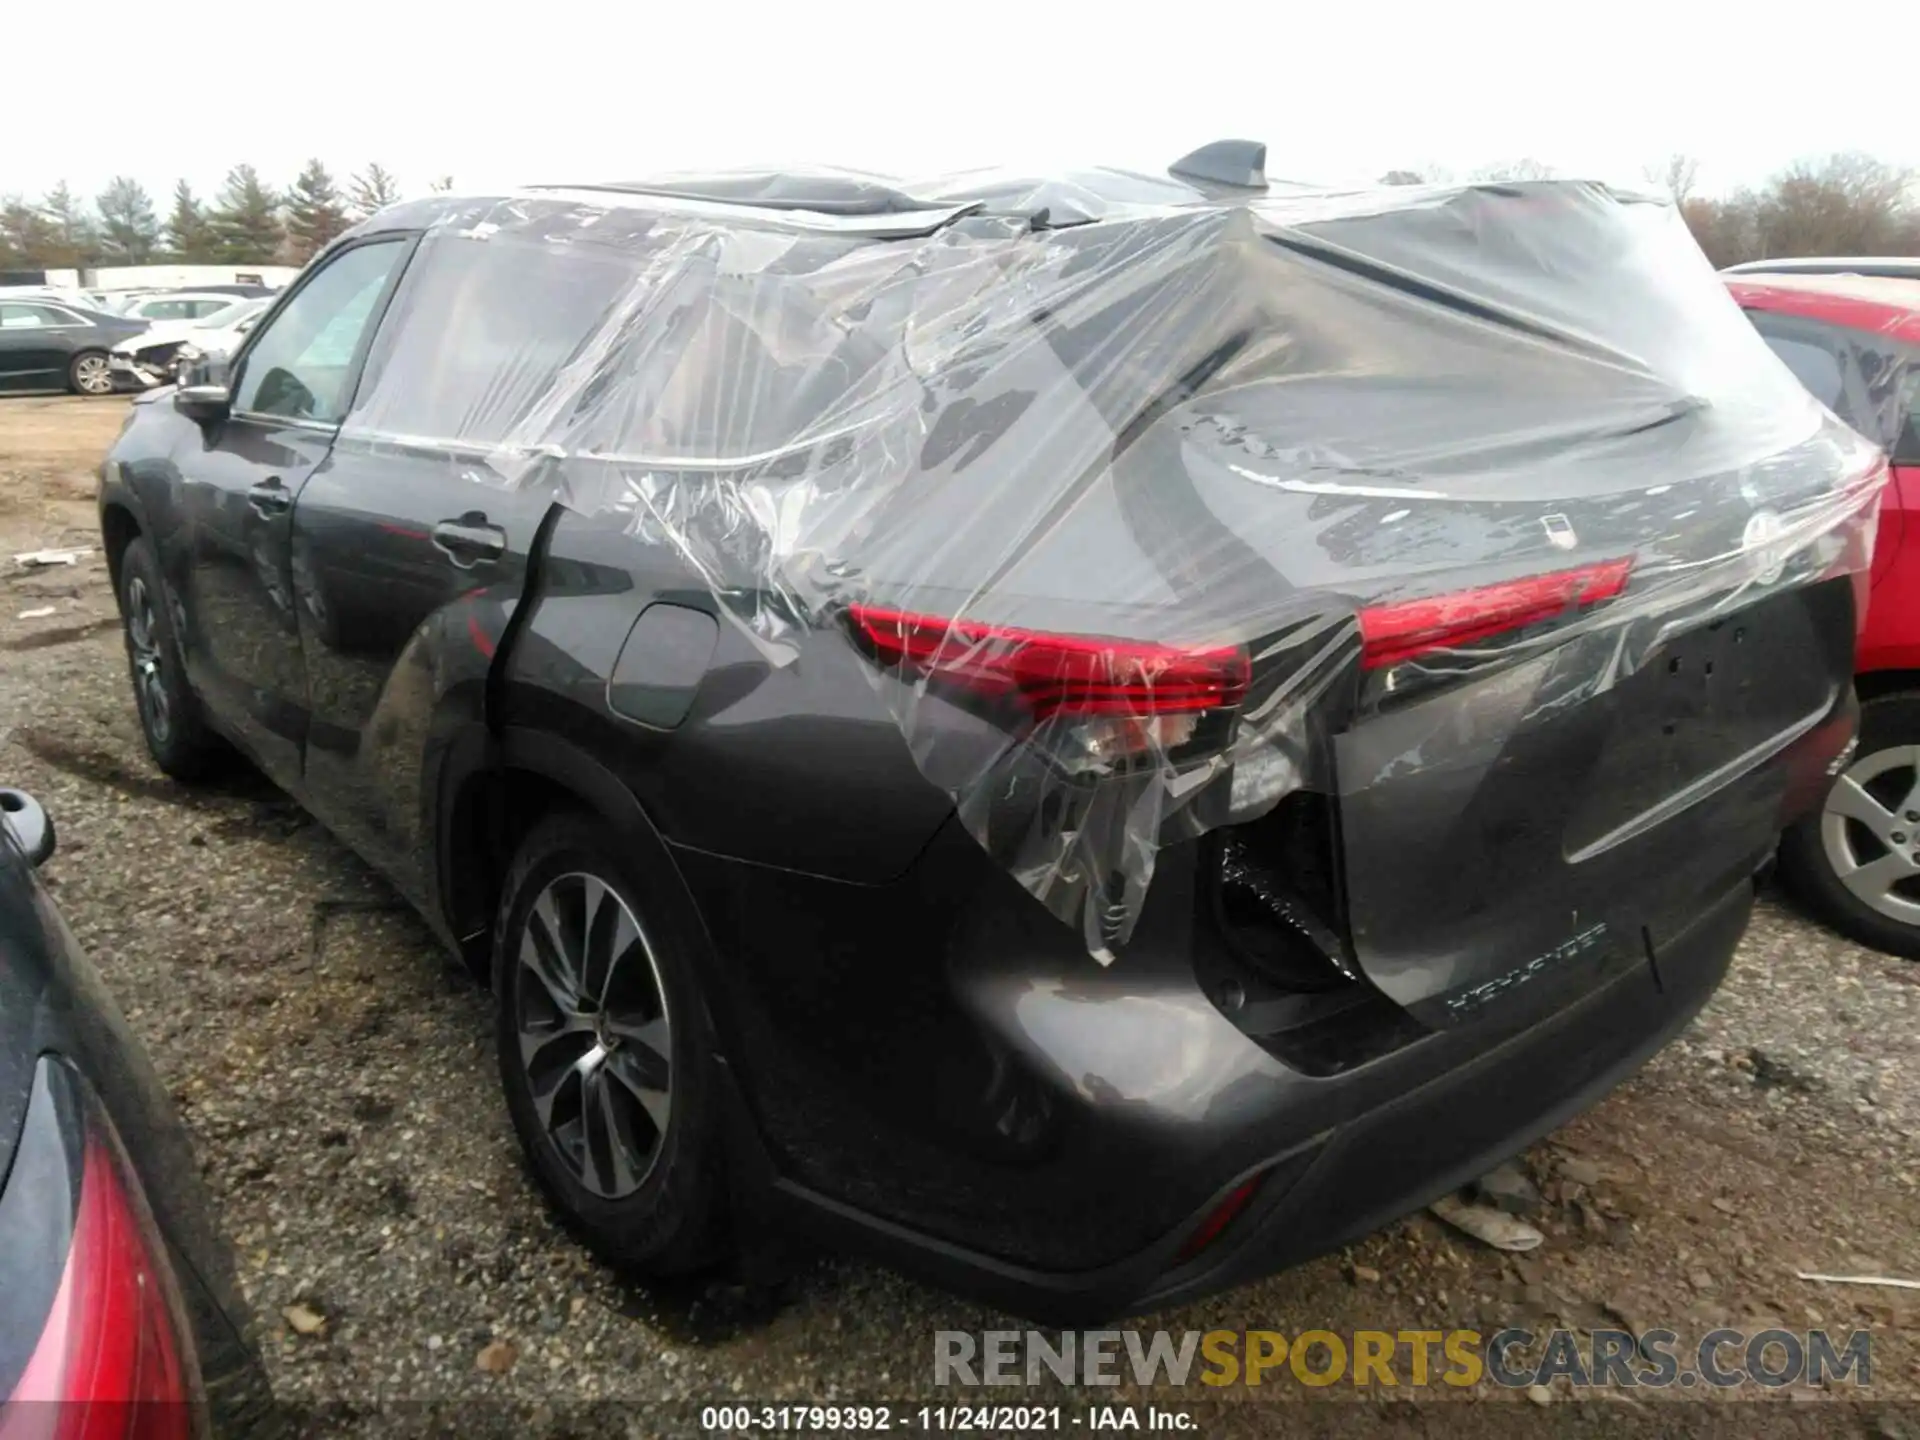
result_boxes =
[73,354,113,395]
[1821,744,1920,925]
[125,576,171,745]
[513,872,672,1200]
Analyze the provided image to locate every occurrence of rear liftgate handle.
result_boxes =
[432,511,508,568]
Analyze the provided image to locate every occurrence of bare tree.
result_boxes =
[1750,152,1915,258]
[1379,162,1454,186]
[1643,154,1701,203]
[1680,193,1761,268]
[1472,158,1557,182]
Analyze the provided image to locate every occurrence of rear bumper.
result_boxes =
[673,609,1855,1321]
[739,874,1747,1322]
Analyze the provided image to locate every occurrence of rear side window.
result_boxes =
[345,223,885,460]
[1758,333,1844,409]
[1746,306,1917,456]
[1902,380,1920,465]
[346,233,642,447]
[232,240,409,424]
[0,304,81,328]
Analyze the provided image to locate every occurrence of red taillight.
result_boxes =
[1176,1175,1264,1263]
[8,1133,192,1439]
[1357,557,1634,671]
[844,604,1251,718]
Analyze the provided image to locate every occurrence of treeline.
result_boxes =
[11,151,1916,274]
[0,161,455,271]
[1381,153,1920,268]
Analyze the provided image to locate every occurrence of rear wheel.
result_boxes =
[67,350,113,396]
[493,811,727,1274]
[1779,691,1920,958]
[117,538,228,780]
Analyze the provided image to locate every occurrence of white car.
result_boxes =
[108,298,270,388]
[114,291,253,322]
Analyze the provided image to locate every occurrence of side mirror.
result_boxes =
[0,788,55,867]
[174,383,231,423]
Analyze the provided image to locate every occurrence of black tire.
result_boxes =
[493,810,728,1274]
[67,349,114,396]
[117,538,229,780]
[1778,690,1920,959]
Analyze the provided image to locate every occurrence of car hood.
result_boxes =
[112,320,198,354]
[181,325,248,356]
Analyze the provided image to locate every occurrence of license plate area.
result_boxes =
[1564,584,1845,856]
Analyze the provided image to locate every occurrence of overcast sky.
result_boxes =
[15,1,1916,206]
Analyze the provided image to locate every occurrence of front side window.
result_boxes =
[233,240,409,423]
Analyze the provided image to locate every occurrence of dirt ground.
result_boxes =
[2,394,1918,1437]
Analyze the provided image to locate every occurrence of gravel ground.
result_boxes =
[2,395,1918,1436]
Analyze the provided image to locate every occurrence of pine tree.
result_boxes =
[284,159,349,261]
[39,182,98,266]
[164,180,214,261]
[207,165,284,264]
[429,175,454,193]
[348,162,401,218]
[96,176,160,264]
[0,196,62,269]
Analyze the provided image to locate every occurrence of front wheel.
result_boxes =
[67,349,114,396]
[493,812,728,1275]
[1779,690,1920,958]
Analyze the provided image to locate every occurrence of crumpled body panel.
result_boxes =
[336,172,1887,959]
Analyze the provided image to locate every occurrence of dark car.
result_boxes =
[0,788,277,1432]
[96,151,1878,1320]
[0,300,148,396]
[1726,273,1920,956]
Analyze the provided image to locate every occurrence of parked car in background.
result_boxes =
[100,162,1872,1319]
[1723,257,1920,281]
[106,285,278,312]
[116,292,257,324]
[0,299,147,395]
[0,787,278,1432]
[111,298,272,390]
[98,289,162,314]
[176,297,270,365]
[1729,272,1920,956]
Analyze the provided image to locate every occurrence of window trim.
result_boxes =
[227,233,421,430]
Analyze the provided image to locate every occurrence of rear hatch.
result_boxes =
[1334,575,1855,1027]
[831,185,1882,973]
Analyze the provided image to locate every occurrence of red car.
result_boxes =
[1729,273,1920,955]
